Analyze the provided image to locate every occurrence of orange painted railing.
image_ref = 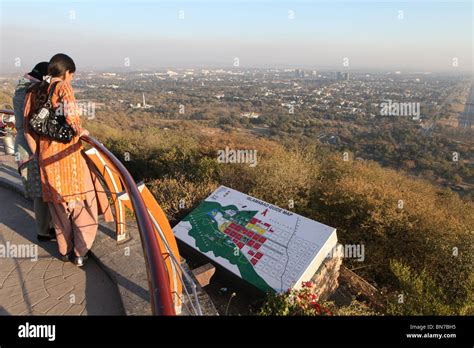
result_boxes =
[81,135,176,316]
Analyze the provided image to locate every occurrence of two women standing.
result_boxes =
[22,53,98,267]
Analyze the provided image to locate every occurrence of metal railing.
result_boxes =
[81,135,176,316]
[1,108,176,315]
[147,211,203,315]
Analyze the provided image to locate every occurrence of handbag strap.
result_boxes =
[44,81,60,108]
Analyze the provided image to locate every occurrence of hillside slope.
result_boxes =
[85,120,473,315]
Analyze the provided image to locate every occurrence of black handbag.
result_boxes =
[29,81,76,143]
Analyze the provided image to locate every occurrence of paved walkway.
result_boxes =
[0,141,124,315]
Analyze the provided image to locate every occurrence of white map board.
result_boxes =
[173,186,338,292]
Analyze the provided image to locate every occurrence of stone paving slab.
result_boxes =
[0,187,125,315]
[0,142,124,316]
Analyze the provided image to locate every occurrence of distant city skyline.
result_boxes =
[0,0,472,73]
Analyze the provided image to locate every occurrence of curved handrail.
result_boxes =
[81,135,175,316]
[0,109,14,117]
[1,108,175,315]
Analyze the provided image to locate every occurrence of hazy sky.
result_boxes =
[0,0,472,72]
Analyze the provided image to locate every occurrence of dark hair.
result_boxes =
[28,61,49,81]
[27,53,76,115]
[48,53,76,78]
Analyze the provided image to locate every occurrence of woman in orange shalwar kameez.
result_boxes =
[24,53,97,267]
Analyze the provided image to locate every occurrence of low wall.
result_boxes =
[310,244,343,301]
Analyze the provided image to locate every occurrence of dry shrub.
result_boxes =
[148,175,218,223]
[310,157,473,312]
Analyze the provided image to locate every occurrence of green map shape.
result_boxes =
[183,201,274,293]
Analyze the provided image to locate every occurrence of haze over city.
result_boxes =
[1,0,472,72]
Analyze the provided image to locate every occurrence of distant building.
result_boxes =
[295,69,306,78]
[240,112,260,119]
[130,93,154,109]
[335,71,349,81]
[336,71,349,81]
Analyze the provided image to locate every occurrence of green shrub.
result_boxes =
[387,260,456,315]
[332,300,379,316]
